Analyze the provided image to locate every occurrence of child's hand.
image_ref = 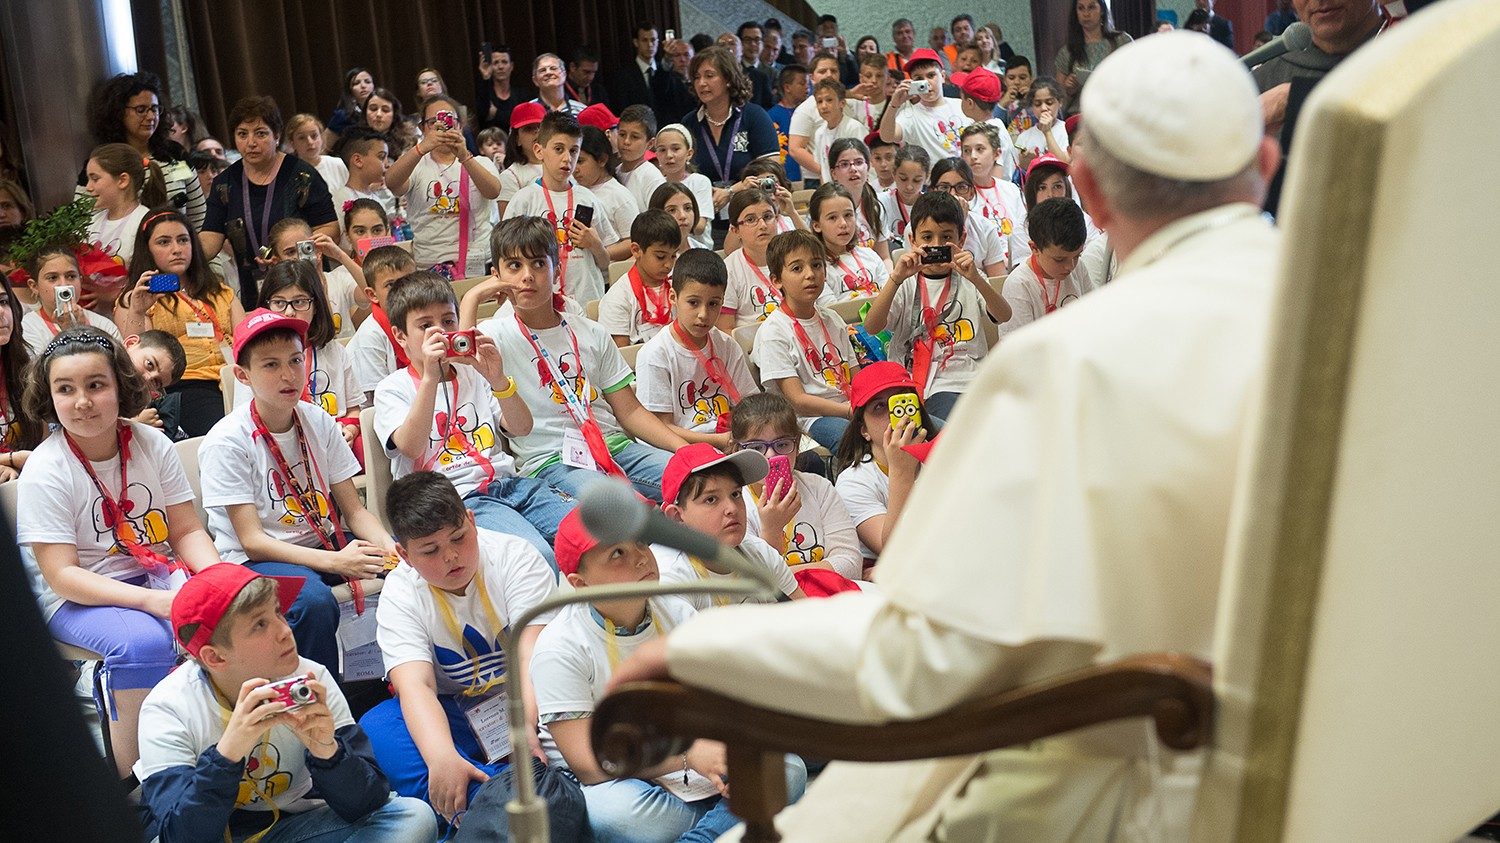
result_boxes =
[128,271,163,314]
[687,739,730,796]
[217,678,290,762]
[134,407,164,429]
[952,248,984,284]
[418,326,448,378]
[311,233,348,262]
[892,80,913,106]
[758,476,802,548]
[331,540,390,580]
[281,674,340,759]
[884,416,927,478]
[566,218,601,252]
[144,586,177,619]
[429,751,491,823]
[469,333,508,387]
[340,422,359,445]
[891,247,923,283]
[772,185,797,217]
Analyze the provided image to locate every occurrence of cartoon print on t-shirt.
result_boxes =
[784,520,826,567]
[91,482,170,552]
[535,349,599,407]
[802,339,852,390]
[432,401,498,467]
[237,740,294,808]
[425,178,460,216]
[434,621,508,689]
[265,468,332,530]
[935,119,960,154]
[748,281,779,321]
[307,363,338,416]
[678,377,732,428]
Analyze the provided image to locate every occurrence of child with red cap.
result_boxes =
[877,49,966,174]
[833,362,930,565]
[496,101,546,215]
[577,102,620,151]
[956,66,1019,181]
[136,563,435,841]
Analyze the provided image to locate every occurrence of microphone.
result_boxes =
[1242,21,1311,69]
[581,478,760,577]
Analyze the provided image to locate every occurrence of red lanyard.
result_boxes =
[671,322,740,404]
[910,274,958,395]
[369,304,411,368]
[176,293,224,344]
[303,345,317,404]
[1031,255,1063,314]
[627,267,673,326]
[0,381,11,453]
[406,366,498,491]
[744,255,780,318]
[833,250,877,296]
[973,182,1003,220]
[64,422,176,574]
[541,184,575,296]
[891,189,911,238]
[38,308,62,336]
[785,308,851,400]
[513,313,626,477]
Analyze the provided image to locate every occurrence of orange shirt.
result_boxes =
[148,287,235,382]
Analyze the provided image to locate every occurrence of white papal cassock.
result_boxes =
[665,202,1281,841]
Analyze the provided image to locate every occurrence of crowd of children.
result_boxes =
[0,15,1118,841]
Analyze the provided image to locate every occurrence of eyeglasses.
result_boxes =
[833,159,869,171]
[735,211,778,227]
[128,104,162,116]
[737,436,798,456]
[268,297,315,313]
[932,182,974,196]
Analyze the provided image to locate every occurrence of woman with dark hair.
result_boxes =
[476,44,527,130]
[1055,0,1132,112]
[77,72,206,230]
[328,66,375,140]
[358,88,418,157]
[197,95,339,310]
[679,45,780,245]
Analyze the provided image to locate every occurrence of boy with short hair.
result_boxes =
[753,229,859,450]
[636,249,759,448]
[357,472,563,823]
[126,329,190,438]
[1001,56,1036,134]
[1000,196,1093,337]
[616,106,668,224]
[655,443,805,608]
[811,79,866,183]
[503,112,619,304]
[332,127,401,229]
[202,310,398,672]
[768,64,809,183]
[137,564,434,842]
[598,209,681,346]
[720,188,784,329]
[866,131,898,192]
[345,245,417,405]
[374,271,575,563]
[477,217,689,501]
[864,191,1011,423]
[878,49,966,173]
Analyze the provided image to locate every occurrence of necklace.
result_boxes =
[706,113,731,128]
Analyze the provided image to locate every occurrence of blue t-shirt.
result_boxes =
[681,103,780,187]
[767,104,801,182]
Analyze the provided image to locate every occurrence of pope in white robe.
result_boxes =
[612,34,1288,841]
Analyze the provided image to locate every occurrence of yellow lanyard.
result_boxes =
[602,610,665,670]
[747,483,795,558]
[213,689,282,843]
[686,556,733,607]
[430,575,509,698]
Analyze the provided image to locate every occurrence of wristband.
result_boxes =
[491,377,517,399]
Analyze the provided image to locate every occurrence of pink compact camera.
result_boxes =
[433,110,458,131]
[266,675,317,711]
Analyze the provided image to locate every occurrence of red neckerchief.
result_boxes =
[541,183,575,296]
[783,305,851,400]
[38,307,63,336]
[891,188,913,239]
[512,312,626,477]
[64,421,178,575]
[405,366,497,491]
[175,292,224,343]
[832,249,878,296]
[671,321,740,431]
[973,180,1005,221]
[910,273,957,396]
[1031,255,1064,314]
[369,303,411,368]
[627,267,673,326]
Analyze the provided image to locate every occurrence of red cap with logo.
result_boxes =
[960,67,1002,104]
[848,361,918,411]
[553,509,600,576]
[232,307,308,363]
[578,103,620,131]
[510,101,546,129]
[172,563,304,658]
[660,443,768,507]
[903,48,945,74]
[1024,153,1071,186]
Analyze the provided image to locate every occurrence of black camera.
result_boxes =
[920,245,953,265]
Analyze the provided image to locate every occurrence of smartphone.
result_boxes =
[822,37,838,49]
[889,393,923,431]
[433,110,458,131]
[573,205,595,227]
[765,454,793,497]
[148,273,181,294]
[355,234,396,261]
[666,28,676,41]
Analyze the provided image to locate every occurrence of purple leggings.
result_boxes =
[48,587,178,708]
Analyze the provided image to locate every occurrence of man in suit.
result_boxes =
[565,47,610,108]
[1197,0,1237,50]
[737,21,778,109]
[612,23,697,124]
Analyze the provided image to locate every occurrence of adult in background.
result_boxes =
[612,24,695,120]
[565,47,610,107]
[1196,0,1237,50]
[764,17,795,66]
[887,18,919,75]
[532,53,587,116]
[816,15,861,87]
[613,31,1284,841]
[681,47,779,237]
[1056,0,1134,114]
[199,96,338,310]
[476,44,526,130]
[79,72,205,231]
[664,35,695,86]
[945,14,978,68]
[328,67,375,140]
[738,21,778,109]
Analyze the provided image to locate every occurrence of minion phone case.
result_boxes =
[888,393,922,431]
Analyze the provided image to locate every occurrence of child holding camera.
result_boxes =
[137,563,435,842]
[865,191,1009,423]
[503,112,619,304]
[833,362,930,563]
[809,183,889,302]
[375,270,575,564]
[21,245,124,356]
[266,217,368,342]
[19,327,223,777]
[878,49,966,175]
[598,210,681,346]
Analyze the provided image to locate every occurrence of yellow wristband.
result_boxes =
[491,377,517,399]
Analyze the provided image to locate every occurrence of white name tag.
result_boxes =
[185,321,215,339]
[561,427,598,471]
[459,691,512,764]
[656,768,721,802]
[336,595,382,682]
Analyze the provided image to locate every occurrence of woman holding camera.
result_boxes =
[677,47,780,248]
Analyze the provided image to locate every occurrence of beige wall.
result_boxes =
[812,2,1037,67]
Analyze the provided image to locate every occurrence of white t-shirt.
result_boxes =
[970,179,1026,263]
[619,160,667,214]
[963,209,1010,271]
[654,534,800,610]
[346,312,401,398]
[135,657,354,812]
[330,183,402,235]
[20,309,123,357]
[1015,123,1070,161]
[88,205,148,267]
[812,115,869,182]
[324,265,361,339]
[403,154,500,277]
[372,363,518,496]
[233,341,363,420]
[895,98,967,170]
[586,178,641,248]
[496,162,543,205]
[834,457,888,559]
[313,156,350,198]
[476,313,635,476]
[200,402,363,564]
[883,272,994,396]
[788,97,864,140]
[531,597,697,760]
[1080,231,1116,288]
[377,528,557,696]
[635,326,758,432]
[504,181,618,304]
[597,273,671,344]
[723,248,779,326]
[820,246,889,303]
[753,306,856,429]
[17,423,195,618]
[999,256,1096,338]
[880,189,916,244]
[743,471,863,580]
[672,173,715,251]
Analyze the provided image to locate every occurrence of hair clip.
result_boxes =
[42,331,117,359]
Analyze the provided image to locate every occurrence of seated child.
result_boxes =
[503,112,619,303]
[649,182,703,257]
[575,125,638,263]
[1000,196,1093,337]
[331,127,402,228]
[0,274,42,476]
[731,393,863,580]
[655,443,805,609]
[720,188,784,329]
[345,245,416,406]
[267,217,369,341]
[495,102,545,215]
[809,183,889,302]
[598,209,680,346]
[532,510,808,843]
[635,249,759,448]
[752,230,858,451]
[867,131,898,192]
[478,217,688,501]
[834,363,930,565]
[123,329,188,438]
[342,198,392,265]
[201,309,396,674]
[879,145,931,247]
[616,105,667,214]
[960,123,1026,257]
[21,246,124,355]
[653,125,714,251]
[374,271,574,563]
[137,564,435,841]
[811,79,867,183]
[865,191,1011,423]
[358,472,566,824]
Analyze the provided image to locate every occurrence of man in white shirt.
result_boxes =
[532,53,587,116]
[879,48,968,173]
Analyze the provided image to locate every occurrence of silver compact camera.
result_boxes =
[296,239,317,262]
[757,176,777,192]
[55,285,76,307]
[909,80,932,97]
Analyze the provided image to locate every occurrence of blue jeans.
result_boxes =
[583,754,808,843]
[233,796,436,842]
[534,441,674,503]
[465,475,578,569]
[807,417,850,453]
[243,561,342,679]
[922,391,960,425]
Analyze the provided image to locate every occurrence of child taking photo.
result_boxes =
[266,217,369,341]
[833,362,930,565]
[22,245,124,356]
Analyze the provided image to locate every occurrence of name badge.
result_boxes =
[337,595,383,682]
[458,691,512,763]
[185,321,215,339]
[561,427,598,471]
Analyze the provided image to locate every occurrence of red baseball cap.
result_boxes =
[904,48,945,74]
[578,103,619,131]
[661,443,768,507]
[232,307,308,363]
[1025,153,1070,185]
[864,130,893,150]
[1064,114,1082,138]
[510,101,546,129]
[949,70,969,89]
[849,361,918,411]
[172,564,304,658]
[553,508,599,576]
[960,67,1002,104]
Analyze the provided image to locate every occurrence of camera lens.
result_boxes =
[453,334,473,354]
[289,682,315,704]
